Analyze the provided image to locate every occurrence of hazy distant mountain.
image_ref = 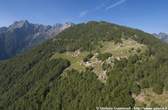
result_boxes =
[0,20,73,60]
[153,32,168,42]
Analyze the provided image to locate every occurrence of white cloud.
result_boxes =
[106,0,126,10]
[77,0,127,18]
[79,10,89,18]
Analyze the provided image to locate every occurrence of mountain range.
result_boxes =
[153,32,168,42]
[0,20,73,60]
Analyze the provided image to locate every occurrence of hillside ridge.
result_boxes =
[0,21,168,109]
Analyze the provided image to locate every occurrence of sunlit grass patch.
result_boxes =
[51,51,88,71]
[100,39,147,58]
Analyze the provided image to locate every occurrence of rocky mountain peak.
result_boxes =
[0,20,73,60]
[153,32,168,42]
[61,22,74,30]
[10,20,30,29]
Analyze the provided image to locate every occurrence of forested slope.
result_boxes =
[0,21,168,109]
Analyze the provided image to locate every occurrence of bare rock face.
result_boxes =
[0,20,73,60]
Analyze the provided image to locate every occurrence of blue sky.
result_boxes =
[0,0,167,33]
